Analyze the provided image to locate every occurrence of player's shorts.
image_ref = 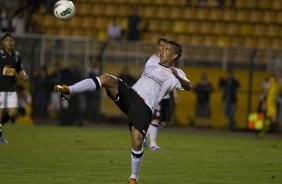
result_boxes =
[106,79,152,136]
[152,98,172,122]
[0,92,18,109]
[160,98,172,122]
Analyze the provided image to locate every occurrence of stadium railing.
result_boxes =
[12,34,282,126]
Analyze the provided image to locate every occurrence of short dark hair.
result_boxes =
[157,38,167,44]
[167,40,182,60]
[2,33,13,41]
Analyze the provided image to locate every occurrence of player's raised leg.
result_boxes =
[54,74,118,97]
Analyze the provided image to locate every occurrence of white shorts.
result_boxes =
[0,92,18,109]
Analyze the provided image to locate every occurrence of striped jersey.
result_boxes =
[0,49,23,91]
[132,54,188,112]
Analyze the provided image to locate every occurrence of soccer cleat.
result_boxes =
[54,84,70,100]
[150,146,162,151]
[0,137,8,143]
[128,178,137,184]
[143,137,147,148]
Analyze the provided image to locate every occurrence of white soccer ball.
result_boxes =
[54,0,75,20]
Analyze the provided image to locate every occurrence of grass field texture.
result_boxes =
[0,124,282,184]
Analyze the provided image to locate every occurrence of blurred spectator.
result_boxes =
[2,0,17,10]
[11,11,26,35]
[219,68,240,130]
[47,62,62,119]
[196,0,207,6]
[27,19,42,34]
[127,7,141,41]
[33,66,50,117]
[118,66,137,87]
[193,73,213,128]
[26,0,41,13]
[15,85,33,125]
[45,0,56,14]
[107,17,122,40]
[213,0,225,6]
[84,62,101,121]
[0,9,11,32]
[58,64,82,126]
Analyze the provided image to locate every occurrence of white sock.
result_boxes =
[130,148,144,181]
[69,78,101,94]
[149,124,159,148]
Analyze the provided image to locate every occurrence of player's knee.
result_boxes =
[8,109,18,118]
[99,73,117,87]
[131,137,143,150]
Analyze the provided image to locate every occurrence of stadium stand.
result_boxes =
[32,0,282,49]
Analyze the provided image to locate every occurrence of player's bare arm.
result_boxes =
[19,70,28,81]
[170,67,192,91]
[172,89,179,104]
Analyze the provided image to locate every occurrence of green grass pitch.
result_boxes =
[0,124,282,184]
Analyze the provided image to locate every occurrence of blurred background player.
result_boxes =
[146,89,179,150]
[0,33,28,143]
[143,38,179,151]
[219,68,240,130]
[107,17,122,40]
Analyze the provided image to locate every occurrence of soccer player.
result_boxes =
[0,33,28,143]
[54,41,192,184]
[144,38,179,151]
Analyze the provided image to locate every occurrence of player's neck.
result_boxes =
[159,62,173,68]
[4,48,12,55]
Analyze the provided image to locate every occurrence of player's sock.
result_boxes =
[148,124,159,148]
[1,112,11,125]
[69,78,101,94]
[130,148,144,181]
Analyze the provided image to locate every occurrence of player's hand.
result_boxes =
[23,74,29,81]
[20,71,29,81]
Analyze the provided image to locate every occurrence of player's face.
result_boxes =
[157,41,167,52]
[160,44,177,65]
[2,36,14,51]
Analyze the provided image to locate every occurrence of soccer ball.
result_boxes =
[54,0,75,20]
